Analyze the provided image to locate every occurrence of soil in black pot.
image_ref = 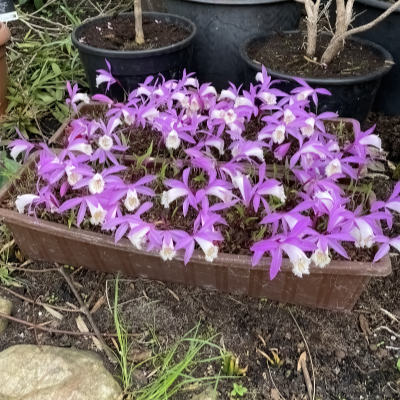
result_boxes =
[247,31,386,79]
[79,14,191,51]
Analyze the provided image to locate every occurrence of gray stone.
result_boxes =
[0,345,122,400]
[0,297,12,334]
[191,386,218,400]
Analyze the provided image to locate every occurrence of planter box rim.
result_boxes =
[240,30,394,85]
[71,12,196,59]
[0,206,392,277]
[356,0,400,13]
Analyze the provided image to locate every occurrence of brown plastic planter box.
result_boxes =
[0,107,392,311]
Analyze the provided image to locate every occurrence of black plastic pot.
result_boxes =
[165,0,301,90]
[240,32,393,122]
[352,0,400,115]
[72,12,196,100]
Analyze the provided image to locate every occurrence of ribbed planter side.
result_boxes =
[353,0,400,115]
[0,207,391,311]
[165,0,302,90]
[72,12,196,100]
[240,32,393,122]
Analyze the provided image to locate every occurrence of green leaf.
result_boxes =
[397,358,400,372]
[34,0,44,9]
[51,63,62,75]
[36,93,56,105]
[135,141,153,170]
[0,152,20,188]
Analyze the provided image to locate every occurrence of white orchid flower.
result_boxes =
[89,173,105,195]
[272,125,286,144]
[325,159,342,177]
[98,135,114,151]
[88,202,107,226]
[351,218,375,248]
[161,188,187,209]
[160,237,176,261]
[311,248,331,268]
[10,144,28,161]
[196,237,218,262]
[282,243,311,278]
[258,91,277,105]
[69,142,93,156]
[166,130,181,150]
[15,194,39,214]
[124,189,140,212]
[300,118,315,137]
[283,109,295,125]
[128,226,150,250]
[65,165,82,186]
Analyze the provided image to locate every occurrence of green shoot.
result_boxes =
[135,141,153,172]
[231,383,248,397]
[221,352,248,376]
[133,325,229,400]
[113,276,133,390]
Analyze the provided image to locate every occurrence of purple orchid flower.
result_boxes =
[195,170,234,204]
[96,59,117,92]
[72,165,126,195]
[251,220,315,279]
[66,81,90,113]
[102,202,153,243]
[173,218,224,264]
[161,168,197,216]
[290,77,331,106]
[373,235,400,262]
[8,129,36,161]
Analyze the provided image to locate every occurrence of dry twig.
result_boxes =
[289,309,316,400]
[58,265,117,363]
[298,352,313,400]
[380,308,400,324]
[266,361,286,400]
[0,311,137,338]
[0,286,81,313]
[374,326,400,339]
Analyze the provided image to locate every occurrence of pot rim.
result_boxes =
[240,30,394,85]
[356,0,400,13]
[166,0,292,5]
[0,23,11,47]
[71,11,196,58]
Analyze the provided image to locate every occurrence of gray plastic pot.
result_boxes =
[165,0,302,90]
[352,0,400,115]
[72,12,196,100]
[240,32,393,122]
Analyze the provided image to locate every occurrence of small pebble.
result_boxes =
[335,349,346,362]
[0,298,13,335]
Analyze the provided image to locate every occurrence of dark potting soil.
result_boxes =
[0,253,399,399]
[367,113,400,163]
[79,15,190,51]
[247,32,386,79]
